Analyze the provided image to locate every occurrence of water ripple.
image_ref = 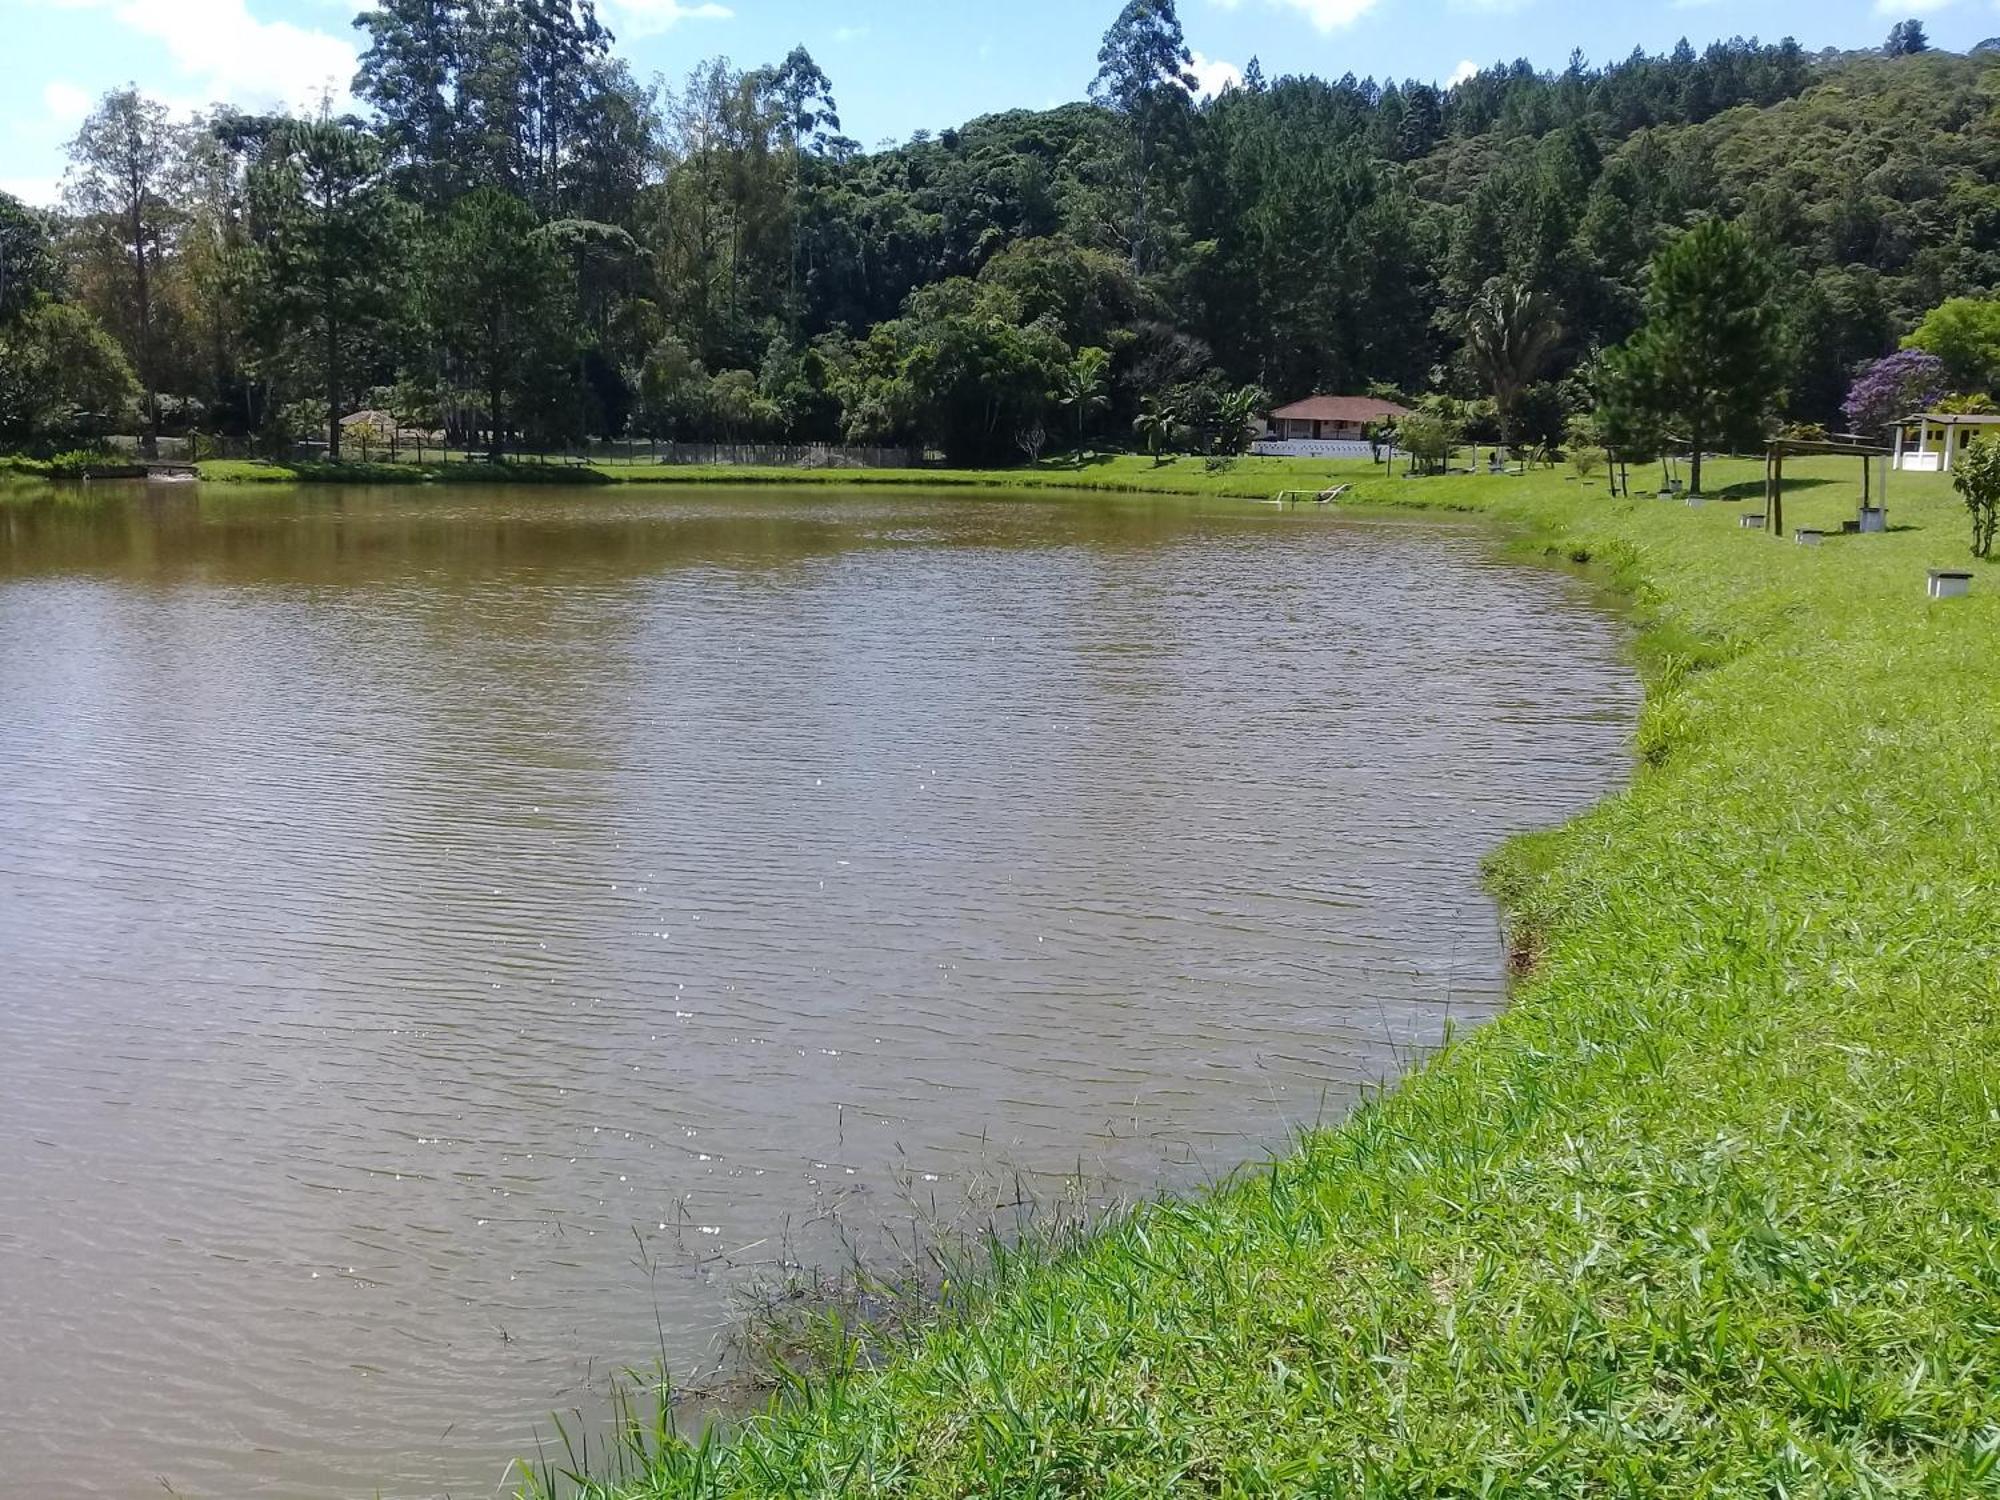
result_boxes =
[0,487,1635,1498]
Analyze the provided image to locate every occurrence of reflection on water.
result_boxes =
[0,484,1635,1498]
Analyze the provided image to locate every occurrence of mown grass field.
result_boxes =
[505,454,1997,1497]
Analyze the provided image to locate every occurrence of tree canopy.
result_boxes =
[1602,220,1782,493]
[13,7,2000,463]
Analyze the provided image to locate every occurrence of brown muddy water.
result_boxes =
[0,483,1635,1498]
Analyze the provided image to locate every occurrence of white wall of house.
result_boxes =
[1890,418,1996,472]
[1270,418,1371,441]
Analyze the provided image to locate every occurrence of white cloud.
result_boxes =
[1448,59,1480,87]
[42,81,93,129]
[27,0,356,113]
[607,0,732,36]
[0,176,63,208]
[1190,51,1243,98]
[1211,0,1382,33]
[1282,0,1382,26]
[132,0,355,108]
[1875,0,1953,12]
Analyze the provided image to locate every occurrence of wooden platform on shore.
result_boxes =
[77,460,200,481]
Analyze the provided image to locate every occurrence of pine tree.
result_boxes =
[1885,20,1930,57]
[1603,219,1781,495]
[247,118,412,459]
[1398,84,1442,160]
[432,188,570,458]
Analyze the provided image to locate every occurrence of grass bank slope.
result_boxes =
[560,457,2000,1498]
[191,452,1380,494]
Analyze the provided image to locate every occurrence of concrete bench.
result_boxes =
[1929,570,1973,599]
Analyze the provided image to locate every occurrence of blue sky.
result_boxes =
[2,0,1993,205]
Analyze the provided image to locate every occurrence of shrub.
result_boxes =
[1396,411,1461,476]
[1936,391,1998,416]
[42,449,118,477]
[1560,414,1608,478]
[288,461,429,486]
[1951,435,2000,558]
[439,461,614,486]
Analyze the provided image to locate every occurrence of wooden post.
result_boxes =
[1770,449,1784,540]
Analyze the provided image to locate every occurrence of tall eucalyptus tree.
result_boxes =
[65,89,188,455]
[1089,0,1196,274]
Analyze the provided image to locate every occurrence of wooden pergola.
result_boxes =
[1764,437,1893,539]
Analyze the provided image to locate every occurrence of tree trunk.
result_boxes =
[1690,422,1704,498]
[325,316,343,463]
[132,189,157,459]
[1132,133,1151,275]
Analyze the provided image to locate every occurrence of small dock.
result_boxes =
[78,460,200,481]
[1267,484,1352,507]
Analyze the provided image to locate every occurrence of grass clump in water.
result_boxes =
[543,456,2000,1494]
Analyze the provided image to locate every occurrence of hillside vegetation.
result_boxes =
[7,10,2000,465]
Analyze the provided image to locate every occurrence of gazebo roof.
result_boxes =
[1769,437,1892,458]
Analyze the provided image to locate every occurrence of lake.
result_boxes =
[0,482,1635,1498]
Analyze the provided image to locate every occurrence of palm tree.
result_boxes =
[1056,347,1112,464]
[1133,395,1172,465]
[1465,279,1563,457]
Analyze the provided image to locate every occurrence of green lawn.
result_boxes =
[517,455,2000,1497]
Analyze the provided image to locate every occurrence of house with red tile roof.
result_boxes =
[1262,395,1411,443]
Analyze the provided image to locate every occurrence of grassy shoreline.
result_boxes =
[514,456,1998,1496]
[184,451,1399,498]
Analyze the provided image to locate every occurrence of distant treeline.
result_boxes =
[2,3,1997,464]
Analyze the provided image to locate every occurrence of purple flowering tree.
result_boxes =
[1842,350,1948,438]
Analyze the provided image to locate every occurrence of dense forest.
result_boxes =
[4,1,2000,464]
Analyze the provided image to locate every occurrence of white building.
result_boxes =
[1890,411,2000,472]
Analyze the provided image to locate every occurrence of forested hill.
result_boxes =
[5,3,2000,464]
[842,45,2000,409]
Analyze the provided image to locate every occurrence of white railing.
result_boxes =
[1251,439,1395,460]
